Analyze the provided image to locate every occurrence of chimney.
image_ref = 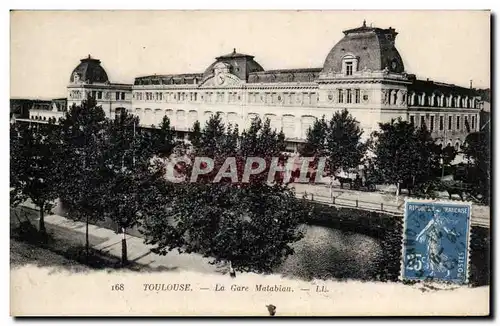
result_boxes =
[470,80,473,89]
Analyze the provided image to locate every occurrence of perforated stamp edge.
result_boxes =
[399,197,473,285]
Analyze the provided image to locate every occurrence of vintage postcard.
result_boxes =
[9,10,491,316]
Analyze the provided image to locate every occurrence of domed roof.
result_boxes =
[70,55,109,84]
[203,49,264,82]
[322,22,405,74]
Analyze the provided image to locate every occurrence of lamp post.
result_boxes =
[440,157,445,179]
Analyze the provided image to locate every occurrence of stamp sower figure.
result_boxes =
[415,210,458,278]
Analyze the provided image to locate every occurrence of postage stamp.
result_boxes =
[401,199,472,284]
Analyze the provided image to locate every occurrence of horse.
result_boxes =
[334,175,353,189]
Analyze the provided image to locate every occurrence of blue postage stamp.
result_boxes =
[401,199,472,284]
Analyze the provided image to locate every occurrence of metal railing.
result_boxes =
[297,192,403,215]
[297,192,490,227]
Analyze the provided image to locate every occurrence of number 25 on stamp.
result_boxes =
[401,200,471,284]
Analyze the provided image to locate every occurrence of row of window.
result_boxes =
[408,93,477,109]
[30,115,63,122]
[131,89,479,110]
[134,108,323,138]
[134,91,324,106]
[69,90,127,101]
[409,114,477,132]
[247,92,318,105]
[337,89,362,104]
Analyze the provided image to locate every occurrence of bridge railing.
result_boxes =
[296,192,403,215]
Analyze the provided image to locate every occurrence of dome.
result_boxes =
[203,49,264,82]
[322,23,405,74]
[70,55,109,84]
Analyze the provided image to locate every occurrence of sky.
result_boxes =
[10,10,490,99]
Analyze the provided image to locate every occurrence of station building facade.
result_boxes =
[26,22,482,152]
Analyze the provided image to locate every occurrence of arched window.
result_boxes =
[300,116,316,139]
[246,113,259,129]
[203,111,214,127]
[227,112,239,127]
[282,115,296,138]
[264,114,280,131]
[135,108,142,123]
[176,110,186,129]
[154,109,162,126]
[143,108,152,126]
[188,110,198,129]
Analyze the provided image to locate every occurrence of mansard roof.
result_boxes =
[248,68,322,83]
[408,78,479,97]
[134,73,203,85]
[322,22,405,74]
[70,55,109,84]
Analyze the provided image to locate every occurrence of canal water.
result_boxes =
[38,200,386,281]
[277,224,382,280]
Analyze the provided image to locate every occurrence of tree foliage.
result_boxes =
[462,131,490,203]
[10,120,61,235]
[371,118,441,193]
[99,110,170,264]
[188,120,202,151]
[440,144,457,166]
[142,114,308,273]
[300,109,366,175]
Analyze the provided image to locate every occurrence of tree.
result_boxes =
[58,99,108,257]
[142,115,309,274]
[441,144,457,166]
[325,109,366,174]
[188,120,202,150]
[151,115,178,158]
[100,110,164,266]
[10,120,61,238]
[196,112,227,157]
[299,109,366,177]
[240,117,286,158]
[462,131,490,203]
[299,116,328,157]
[371,118,440,194]
[142,182,307,273]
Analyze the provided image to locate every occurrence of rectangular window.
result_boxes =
[430,115,435,131]
[338,89,344,103]
[448,116,452,130]
[420,116,425,128]
[97,91,102,100]
[456,116,461,130]
[464,116,469,131]
[472,116,476,130]
[91,91,96,99]
[346,89,352,103]
[355,89,360,103]
[439,116,444,130]
[410,115,415,125]
[346,62,353,76]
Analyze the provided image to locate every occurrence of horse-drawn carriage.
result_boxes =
[333,173,376,192]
